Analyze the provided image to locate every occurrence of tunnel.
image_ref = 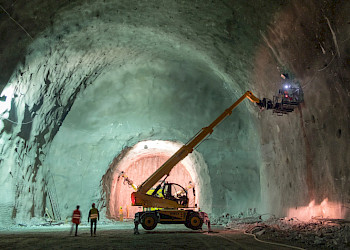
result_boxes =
[102,140,209,219]
[0,0,350,238]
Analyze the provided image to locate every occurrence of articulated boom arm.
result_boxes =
[135,91,261,197]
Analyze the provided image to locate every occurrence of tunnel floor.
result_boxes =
[2,221,344,250]
[0,222,304,250]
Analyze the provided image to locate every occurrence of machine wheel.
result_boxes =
[186,212,203,230]
[141,213,158,230]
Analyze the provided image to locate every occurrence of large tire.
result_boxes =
[184,221,191,229]
[186,212,203,230]
[141,213,158,230]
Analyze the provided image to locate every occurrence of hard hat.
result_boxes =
[92,203,95,206]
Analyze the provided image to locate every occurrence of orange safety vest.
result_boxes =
[72,209,81,224]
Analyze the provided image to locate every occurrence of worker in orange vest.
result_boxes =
[70,205,81,236]
[88,203,100,236]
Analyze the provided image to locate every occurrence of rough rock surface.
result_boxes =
[232,218,350,249]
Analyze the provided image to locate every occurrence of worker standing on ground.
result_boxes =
[199,211,212,233]
[119,206,123,222]
[70,205,81,236]
[88,203,99,236]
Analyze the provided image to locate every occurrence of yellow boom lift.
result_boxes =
[131,91,275,233]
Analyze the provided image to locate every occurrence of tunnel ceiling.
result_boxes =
[0,0,349,225]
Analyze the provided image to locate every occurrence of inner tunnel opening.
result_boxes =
[103,140,210,220]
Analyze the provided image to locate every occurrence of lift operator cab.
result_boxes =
[131,90,298,234]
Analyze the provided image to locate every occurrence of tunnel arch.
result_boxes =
[39,46,262,221]
[104,140,212,219]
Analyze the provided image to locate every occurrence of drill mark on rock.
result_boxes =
[298,105,315,200]
[44,70,51,93]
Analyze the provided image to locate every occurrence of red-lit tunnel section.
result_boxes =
[103,140,207,220]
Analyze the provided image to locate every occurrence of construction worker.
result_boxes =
[70,205,81,236]
[88,203,99,236]
[119,206,123,222]
[199,211,212,233]
[188,181,196,197]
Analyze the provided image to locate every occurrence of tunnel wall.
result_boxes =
[253,0,350,217]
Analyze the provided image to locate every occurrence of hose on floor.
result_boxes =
[243,231,305,250]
